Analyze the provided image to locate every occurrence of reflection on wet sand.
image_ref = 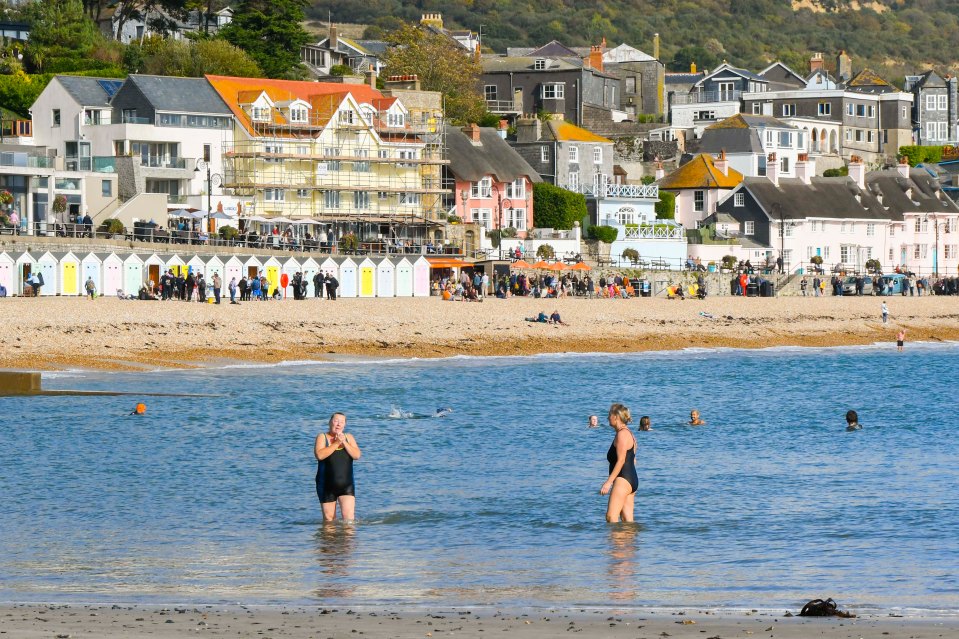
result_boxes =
[607,523,641,601]
[312,522,356,599]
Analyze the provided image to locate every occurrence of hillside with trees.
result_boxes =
[320,0,959,78]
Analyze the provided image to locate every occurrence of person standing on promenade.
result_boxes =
[800,277,808,296]
[882,301,889,325]
[600,404,638,523]
[314,412,361,522]
[897,327,906,352]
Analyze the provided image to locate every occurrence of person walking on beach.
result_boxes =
[600,404,638,523]
[314,412,361,522]
[84,276,96,300]
[897,327,906,352]
[881,301,889,325]
[212,273,221,304]
[229,277,238,304]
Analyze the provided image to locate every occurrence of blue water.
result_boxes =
[1,344,958,613]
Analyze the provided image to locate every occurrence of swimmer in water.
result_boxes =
[600,403,638,523]
[845,409,862,431]
[588,414,599,428]
[638,416,652,431]
[314,412,361,522]
[897,328,906,353]
[688,409,706,426]
[130,403,146,415]
[433,407,453,417]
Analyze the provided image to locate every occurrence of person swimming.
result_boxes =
[433,407,453,417]
[314,412,361,522]
[638,416,652,431]
[588,414,599,428]
[600,403,639,523]
[688,409,706,426]
[387,405,414,419]
[130,403,146,415]
[845,409,862,431]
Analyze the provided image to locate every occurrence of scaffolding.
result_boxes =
[220,89,450,244]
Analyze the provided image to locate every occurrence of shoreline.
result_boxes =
[1,603,957,638]
[2,296,958,372]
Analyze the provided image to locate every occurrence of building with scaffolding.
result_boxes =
[206,74,448,249]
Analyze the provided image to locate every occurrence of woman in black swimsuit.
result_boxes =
[314,412,361,522]
[600,403,638,523]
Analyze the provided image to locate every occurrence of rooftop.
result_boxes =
[658,154,744,190]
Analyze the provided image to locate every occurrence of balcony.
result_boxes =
[671,90,742,105]
[485,99,521,114]
[120,115,151,124]
[93,156,117,173]
[0,151,51,169]
[136,156,189,169]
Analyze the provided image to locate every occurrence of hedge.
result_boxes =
[655,190,676,219]
[533,182,587,230]
[588,225,618,243]
[897,145,943,166]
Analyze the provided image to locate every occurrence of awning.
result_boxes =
[427,257,471,269]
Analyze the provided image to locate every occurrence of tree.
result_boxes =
[21,0,98,72]
[532,182,587,230]
[123,36,261,76]
[655,191,676,219]
[382,23,486,125]
[668,45,721,73]
[221,0,309,78]
[109,0,187,43]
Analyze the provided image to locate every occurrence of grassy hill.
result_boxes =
[313,0,959,79]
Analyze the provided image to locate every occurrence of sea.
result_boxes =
[1,343,957,616]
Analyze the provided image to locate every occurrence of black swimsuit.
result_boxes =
[607,434,638,494]
[316,434,355,503]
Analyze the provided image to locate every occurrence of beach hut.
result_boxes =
[300,256,319,298]
[54,251,81,296]
[243,255,263,280]
[224,255,244,290]
[0,251,14,295]
[161,254,186,278]
[141,253,165,290]
[123,253,145,295]
[358,257,377,297]
[281,256,301,298]
[336,256,358,298]
[186,254,206,278]
[14,252,36,295]
[412,255,431,297]
[393,257,414,297]
[36,252,59,296]
[376,257,395,297]
[99,253,123,296]
[262,256,281,298]
[203,255,225,284]
[80,252,102,295]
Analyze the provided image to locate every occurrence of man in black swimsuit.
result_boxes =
[314,412,361,522]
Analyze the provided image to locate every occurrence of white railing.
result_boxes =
[618,223,685,240]
[603,183,659,199]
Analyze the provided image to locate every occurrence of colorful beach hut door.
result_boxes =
[81,257,101,294]
[103,256,122,296]
[0,253,13,294]
[376,259,395,297]
[412,256,430,297]
[359,258,376,297]
[224,258,243,290]
[37,255,58,297]
[124,258,143,296]
[394,259,413,297]
[264,260,281,298]
[338,259,357,298]
[61,259,79,295]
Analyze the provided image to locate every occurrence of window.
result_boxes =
[845,129,852,141]
[353,149,370,172]
[378,191,389,200]
[339,109,354,124]
[625,77,636,93]
[593,147,602,164]
[784,223,793,237]
[399,192,420,206]
[855,129,863,142]
[868,130,875,143]
[902,106,908,119]
[779,131,792,148]
[765,130,773,146]
[890,224,896,236]
[889,247,894,261]
[534,59,547,70]
[387,112,405,127]
[378,149,390,159]
[915,218,923,233]
[926,95,936,110]
[823,246,830,260]
[471,207,492,229]
[568,171,579,191]
[841,245,851,264]
[290,107,307,123]
[735,193,745,207]
[397,149,418,167]
[695,110,715,120]
[867,223,875,237]
[264,143,283,162]
[938,122,949,140]
[252,106,270,122]
[818,102,831,116]
[758,154,767,177]
[782,103,796,117]
[506,208,527,230]
[52,109,60,126]
[744,220,755,235]
[323,190,340,208]
[542,83,565,99]
[203,144,212,163]
[353,191,370,209]
[693,190,705,212]
[780,156,789,173]
[945,245,955,259]
[846,103,854,116]
[471,177,492,198]
[506,178,525,199]
[297,189,310,198]
[926,122,937,141]
[717,82,735,101]
[101,180,112,197]
[868,105,875,118]
[540,145,549,163]
[752,102,761,115]
[856,104,866,117]
[569,145,579,163]
[324,147,340,171]
[938,95,948,110]
[484,85,497,101]
[264,188,285,202]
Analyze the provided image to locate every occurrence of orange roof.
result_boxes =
[657,154,744,190]
[547,120,611,143]
[206,75,386,137]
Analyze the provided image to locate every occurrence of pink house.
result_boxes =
[446,124,539,238]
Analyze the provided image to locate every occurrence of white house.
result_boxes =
[697,113,807,180]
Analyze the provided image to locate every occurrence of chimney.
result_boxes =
[795,152,814,185]
[385,74,421,91]
[809,52,823,73]
[767,152,779,186]
[653,33,660,61]
[589,45,604,73]
[714,149,728,176]
[836,50,852,82]
[848,155,865,189]
[515,116,542,143]
[329,24,338,50]
[462,123,481,143]
[897,156,910,179]
[497,119,508,139]
[690,61,697,74]
[420,13,443,29]
[654,162,665,181]
[365,64,376,88]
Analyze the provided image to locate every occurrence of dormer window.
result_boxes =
[290,107,308,123]
[339,109,354,125]
[534,58,547,70]
[387,112,405,127]
[252,106,270,122]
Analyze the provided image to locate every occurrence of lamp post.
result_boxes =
[773,202,786,275]
[194,159,222,239]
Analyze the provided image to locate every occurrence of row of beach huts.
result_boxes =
[0,251,463,298]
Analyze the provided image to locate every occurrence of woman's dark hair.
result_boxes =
[639,416,651,430]
[845,410,858,424]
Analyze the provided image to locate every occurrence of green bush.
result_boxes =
[621,248,640,263]
[447,214,461,224]
[329,64,354,77]
[588,225,618,243]
[501,227,518,238]
[722,254,737,269]
[536,243,555,259]
[822,166,849,177]
[219,225,239,241]
[655,190,676,219]
[100,218,125,234]
[866,258,881,272]
[810,255,823,265]
[898,146,943,166]
[533,182,587,230]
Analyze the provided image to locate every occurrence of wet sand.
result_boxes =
[1,603,956,638]
[1,295,958,370]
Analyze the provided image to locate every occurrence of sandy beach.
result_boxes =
[1,295,958,370]
[1,603,957,638]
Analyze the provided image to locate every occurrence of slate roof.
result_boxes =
[658,154,744,190]
[908,70,947,90]
[57,75,115,106]
[529,40,582,58]
[445,125,542,184]
[707,113,797,130]
[866,168,959,216]
[126,75,232,114]
[741,176,888,220]
[482,56,617,78]
[845,68,897,94]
